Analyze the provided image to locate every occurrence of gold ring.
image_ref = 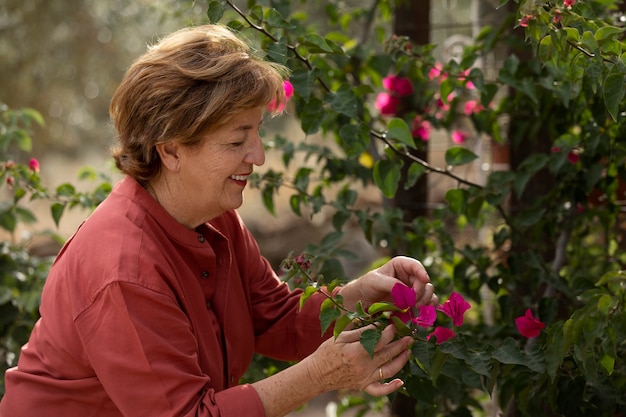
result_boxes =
[379,367,384,380]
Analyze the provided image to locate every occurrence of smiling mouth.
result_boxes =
[230,174,249,181]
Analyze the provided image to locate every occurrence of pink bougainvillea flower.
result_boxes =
[391,283,417,323]
[28,157,40,173]
[427,326,456,344]
[411,117,432,141]
[553,9,563,24]
[567,151,580,164]
[267,80,294,112]
[436,93,454,112]
[451,130,469,144]
[552,146,579,164]
[438,292,471,327]
[413,304,437,328]
[428,62,447,81]
[463,100,484,116]
[283,80,294,99]
[295,253,311,270]
[515,309,545,338]
[564,0,576,8]
[382,75,414,96]
[391,283,416,309]
[375,92,400,115]
[519,14,534,27]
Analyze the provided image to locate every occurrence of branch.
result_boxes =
[225,0,331,92]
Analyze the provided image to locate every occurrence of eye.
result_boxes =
[230,139,246,147]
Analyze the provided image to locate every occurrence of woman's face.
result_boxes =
[172,106,266,224]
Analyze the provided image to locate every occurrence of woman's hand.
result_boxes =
[303,324,412,396]
[338,256,438,312]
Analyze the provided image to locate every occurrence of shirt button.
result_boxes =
[198,235,205,243]
[206,301,212,308]
[201,271,209,279]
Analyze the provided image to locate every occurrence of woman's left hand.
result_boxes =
[338,256,438,312]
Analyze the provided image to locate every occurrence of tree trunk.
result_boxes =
[390,3,430,417]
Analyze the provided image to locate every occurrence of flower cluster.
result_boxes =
[519,0,577,27]
[391,283,546,343]
[374,66,485,145]
[2,157,40,188]
[390,283,471,344]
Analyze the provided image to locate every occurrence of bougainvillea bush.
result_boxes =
[208,0,626,415]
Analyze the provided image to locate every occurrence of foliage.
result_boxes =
[0,103,113,396]
[1,0,626,416]
[205,0,626,415]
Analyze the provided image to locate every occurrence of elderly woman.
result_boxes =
[0,25,437,417]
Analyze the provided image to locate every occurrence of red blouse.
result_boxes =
[0,176,331,417]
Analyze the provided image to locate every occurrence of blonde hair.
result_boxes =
[110,24,288,183]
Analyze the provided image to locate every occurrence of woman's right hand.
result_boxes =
[303,323,413,396]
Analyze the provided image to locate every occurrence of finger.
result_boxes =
[416,283,436,306]
[335,323,377,343]
[374,324,397,352]
[363,378,405,396]
[388,256,430,286]
[377,335,413,365]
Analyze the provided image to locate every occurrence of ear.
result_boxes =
[155,141,181,172]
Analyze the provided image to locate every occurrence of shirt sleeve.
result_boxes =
[227,213,333,361]
[74,281,266,417]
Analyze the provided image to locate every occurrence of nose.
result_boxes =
[245,133,265,166]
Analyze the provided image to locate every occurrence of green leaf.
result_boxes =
[595,25,624,42]
[290,69,315,102]
[15,206,37,224]
[373,159,401,198]
[338,123,368,158]
[367,301,400,315]
[298,33,334,53]
[206,0,225,23]
[387,118,414,148]
[266,40,289,65]
[603,72,625,122]
[445,147,478,166]
[329,84,358,119]
[320,304,341,335]
[599,354,615,375]
[299,286,318,311]
[56,182,76,196]
[51,202,65,227]
[261,185,276,216]
[445,188,468,214]
[0,207,17,233]
[333,314,352,339]
[360,328,381,358]
[493,337,545,373]
[405,162,426,189]
[21,108,45,126]
[289,194,302,217]
[538,35,553,62]
[430,349,450,386]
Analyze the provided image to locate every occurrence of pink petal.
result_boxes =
[375,92,399,115]
[438,292,471,326]
[515,309,545,338]
[427,327,456,344]
[391,283,416,310]
[413,304,436,328]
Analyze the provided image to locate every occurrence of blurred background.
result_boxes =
[0,0,478,273]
